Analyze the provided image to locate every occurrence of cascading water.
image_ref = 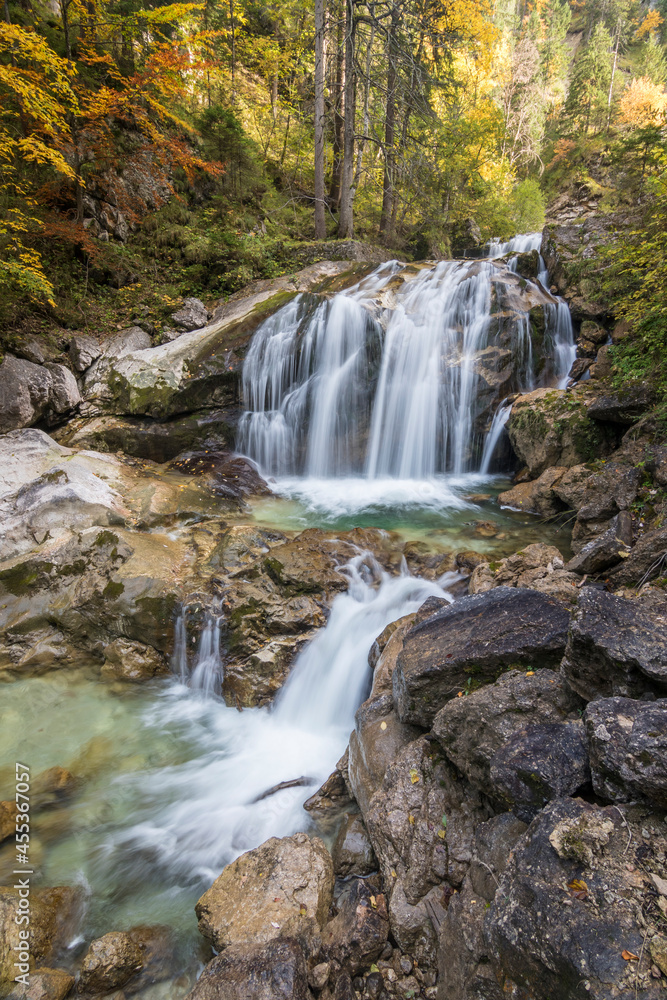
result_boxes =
[101,555,457,884]
[238,240,577,483]
[171,609,224,698]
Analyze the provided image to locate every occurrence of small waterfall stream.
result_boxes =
[238,238,576,480]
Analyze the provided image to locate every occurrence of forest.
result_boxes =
[1,0,666,339]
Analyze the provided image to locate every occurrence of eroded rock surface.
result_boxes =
[585,697,667,807]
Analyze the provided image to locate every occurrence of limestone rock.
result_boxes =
[566,511,633,574]
[101,638,169,682]
[432,669,583,796]
[348,694,422,817]
[44,363,81,416]
[331,814,377,877]
[0,886,81,994]
[195,833,334,951]
[584,697,667,807]
[607,526,667,587]
[321,879,388,975]
[561,588,667,700]
[394,588,571,727]
[507,387,618,478]
[185,939,312,1000]
[497,467,568,516]
[69,334,102,372]
[77,931,143,994]
[171,297,209,331]
[7,967,74,1000]
[0,355,53,433]
[489,720,590,822]
[468,543,579,604]
[488,798,663,999]
[303,754,355,829]
[15,336,46,365]
[587,384,656,424]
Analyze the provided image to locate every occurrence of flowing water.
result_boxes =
[0,237,578,993]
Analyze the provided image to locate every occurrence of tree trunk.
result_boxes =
[314,0,326,238]
[60,0,72,61]
[353,20,374,189]
[337,0,356,238]
[379,6,399,240]
[230,0,236,102]
[329,0,344,205]
[607,20,620,127]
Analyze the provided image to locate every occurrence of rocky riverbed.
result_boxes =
[1,230,667,1000]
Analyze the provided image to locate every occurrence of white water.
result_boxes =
[172,611,224,697]
[103,555,455,884]
[238,247,576,482]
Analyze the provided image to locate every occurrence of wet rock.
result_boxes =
[32,766,78,807]
[394,588,571,727]
[171,297,209,331]
[568,357,591,381]
[488,797,663,999]
[224,633,316,708]
[0,355,53,433]
[468,543,579,604]
[507,387,618,478]
[0,800,18,843]
[588,384,656,424]
[0,886,81,994]
[303,753,355,829]
[321,879,389,975]
[432,669,583,796]
[554,462,640,555]
[261,530,354,598]
[497,467,568,516]
[566,510,633,574]
[308,962,330,991]
[101,638,169,682]
[489,720,590,822]
[185,938,312,1000]
[584,697,667,807]
[561,589,667,700]
[607,525,667,587]
[70,334,102,372]
[195,833,334,952]
[348,695,421,817]
[168,451,270,504]
[77,931,143,994]
[331,813,377,876]
[368,614,419,699]
[7,967,74,1000]
[210,525,288,572]
[57,411,236,464]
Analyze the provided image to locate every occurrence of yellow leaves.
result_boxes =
[635,10,663,40]
[409,768,420,784]
[380,721,388,730]
[408,814,415,825]
[437,829,446,839]
[15,136,75,179]
[617,77,667,130]
[567,878,588,900]
[369,895,377,909]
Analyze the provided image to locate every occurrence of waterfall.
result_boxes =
[171,610,224,698]
[479,400,512,474]
[238,248,575,480]
[105,556,458,882]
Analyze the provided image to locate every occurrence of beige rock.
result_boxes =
[0,887,81,994]
[77,931,143,994]
[7,966,74,1000]
[468,542,579,604]
[195,833,334,951]
[497,467,567,516]
[101,639,169,682]
[0,800,18,844]
[651,935,667,978]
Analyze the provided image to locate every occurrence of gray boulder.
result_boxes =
[69,334,101,372]
[320,879,388,975]
[44,363,81,416]
[489,720,590,822]
[584,697,667,807]
[185,939,312,1000]
[394,588,571,727]
[566,511,633,574]
[0,355,52,432]
[561,588,667,700]
[432,668,583,795]
[607,526,667,587]
[171,297,209,331]
[331,814,376,877]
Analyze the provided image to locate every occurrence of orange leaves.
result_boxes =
[567,878,589,900]
[622,950,640,961]
[617,77,667,130]
[635,10,663,40]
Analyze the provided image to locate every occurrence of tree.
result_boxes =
[313,0,326,237]
[565,23,612,132]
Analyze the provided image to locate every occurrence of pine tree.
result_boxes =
[565,23,612,132]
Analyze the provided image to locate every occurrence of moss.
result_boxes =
[103,580,125,599]
[0,561,55,596]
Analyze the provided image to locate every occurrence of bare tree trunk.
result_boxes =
[337,0,356,238]
[329,0,344,205]
[230,0,236,102]
[60,0,72,61]
[379,6,399,240]
[607,20,620,127]
[353,20,374,189]
[314,0,327,238]
[3,0,10,23]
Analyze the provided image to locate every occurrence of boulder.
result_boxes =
[348,694,422,817]
[303,754,355,830]
[7,967,74,1000]
[69,334,102,372]
[43,363,81,416]
[488,797,664,999]
[195,833,334,952]
[489,720,590,822]
[185,938,312,1000]
[331,814,377,877]
[321,879,389,975]
[607,526,667,587]
[553,462,640,522]
[566,511,633,574]
[0,886,81,994]
[101,638,169,682]
[77,931,143,994]
[561,589,667,700]
[468,543,579,604]
[171,297,209,331]
[507,388,618,478]
[497,468,568,516]
[432,669,583,796]
[32,766,78,807]
[0,800,18,843]
[393,588,571,727]
[0,355,53,433]
[584,697,667,807]
[15,336,47,365]
[587,384,656,424]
